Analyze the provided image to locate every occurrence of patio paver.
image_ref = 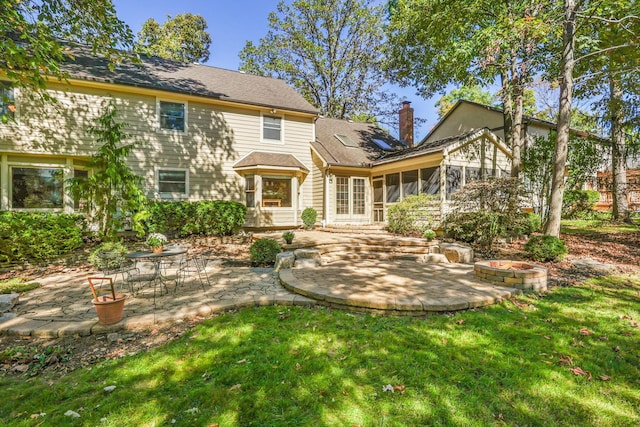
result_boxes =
[0,233,527,336]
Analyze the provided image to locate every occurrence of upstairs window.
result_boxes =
[1,82,16,121]
[159,101,186,132]
[263,116,282,141]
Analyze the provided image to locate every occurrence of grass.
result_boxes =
[560,218,639,234]
[0,278,40,294]
[1,275,639,426]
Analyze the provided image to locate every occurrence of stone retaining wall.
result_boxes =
[474,261,547,291]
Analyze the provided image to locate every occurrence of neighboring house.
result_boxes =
[0,46,318,229]
[422,99,597,145]
[424,100,620,214]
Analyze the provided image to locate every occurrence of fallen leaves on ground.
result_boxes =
[558,355,574,366]
[579,328,593,335]
[569,366,592,380]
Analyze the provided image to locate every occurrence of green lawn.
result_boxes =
[560,218,639,235]
[1,275,640,426]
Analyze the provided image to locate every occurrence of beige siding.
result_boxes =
[310,152,325,223]
[0,82,315,227]
[424,103,551,145]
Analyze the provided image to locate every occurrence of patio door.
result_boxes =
[335,176,367,221]
[373,177,384,222]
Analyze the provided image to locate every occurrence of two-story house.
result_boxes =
[0,46,318,229]
[1,48,521,230]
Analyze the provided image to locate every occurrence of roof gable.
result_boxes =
[375,128,510,166]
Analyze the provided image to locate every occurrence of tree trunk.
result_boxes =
[501,71,515,173]
[609,77,631,222]
[545,0,576,237]
[511,83,524,178]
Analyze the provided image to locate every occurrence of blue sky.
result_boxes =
[111,0,441,140]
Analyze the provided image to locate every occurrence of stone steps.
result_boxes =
[320,224,390,235]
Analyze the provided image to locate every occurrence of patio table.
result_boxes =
[125,246,188,302]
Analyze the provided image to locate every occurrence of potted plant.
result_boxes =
[282,230,295,244]
[423,229,437,241]
[146,233,168,253]
[88,277,126,325]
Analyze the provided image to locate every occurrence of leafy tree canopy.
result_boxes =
[1,0,133,94]
[239,0,397,124]
[134,13,212,63]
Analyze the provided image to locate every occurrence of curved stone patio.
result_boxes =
[279,259,521,315]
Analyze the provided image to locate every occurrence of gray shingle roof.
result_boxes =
[60,45,318,114]
[233,152,309,172]
[312,117,406,168]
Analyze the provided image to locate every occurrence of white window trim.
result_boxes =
[8,162,66,211]
[155,167,189,199]
[260,112,285,144]
[156,98,188,134]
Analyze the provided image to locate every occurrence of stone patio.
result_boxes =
[0,232,527,336]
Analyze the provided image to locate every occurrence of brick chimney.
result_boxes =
[399,101,414,147]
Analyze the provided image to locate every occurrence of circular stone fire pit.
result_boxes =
[474,260,547,291]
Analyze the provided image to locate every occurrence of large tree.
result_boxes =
[386,0,552,177]
[545,0,640,235]
[134,13,212,63]
[573,0,640,223]
[239,0,394,123]
[1,0,133,98]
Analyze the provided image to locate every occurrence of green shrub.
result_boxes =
[250,238,282,267]
[423,229,436,240]
[282,231,295,244]
[562,190,600,219]
[524,235,568,262]
[0,212,85,264]
[444,178,528,250]
[88,241,129,270]
[520,212,542,235]
[0,278,40,294]
[445,211,506,248]
[143,200,247,237]
[387,194,437,236]
[301,207,317,229]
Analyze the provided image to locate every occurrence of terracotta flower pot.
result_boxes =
[152,246,163,254]
[92,294,126,325]
[88,277,126,325]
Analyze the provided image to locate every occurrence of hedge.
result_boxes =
[143,200,247,237]
[0,212,85,264]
